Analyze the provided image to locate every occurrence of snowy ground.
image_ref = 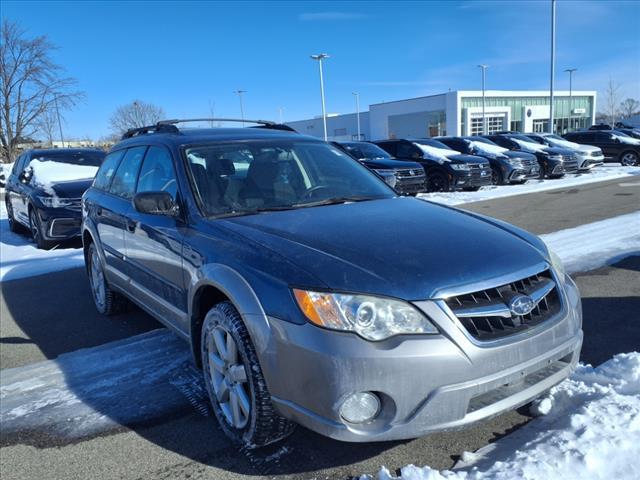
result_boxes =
[366,353,640,480]
[419,164,640,206]
[0,202,84,282]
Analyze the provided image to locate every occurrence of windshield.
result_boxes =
[184,140,394,217]
[545,134,565,141]
[31,151,105,166]
[341,142,391,160]
[469,137,498,146]
[524,135,545,145]
[415,139,452,150]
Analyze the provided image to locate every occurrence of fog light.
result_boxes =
[340,392,380,424]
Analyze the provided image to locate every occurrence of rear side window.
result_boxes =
[136,146,178,200]
[93,150,125,190]
[109,146,147,199]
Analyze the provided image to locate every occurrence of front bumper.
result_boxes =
[36,207,83,240]
[578,155,605,171]
[396,176,426,195]
[262,276,582,442]
[452,170,493,189]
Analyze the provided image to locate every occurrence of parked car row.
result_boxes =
[2,123,637,251]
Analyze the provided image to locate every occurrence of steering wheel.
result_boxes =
[302,185,331,200]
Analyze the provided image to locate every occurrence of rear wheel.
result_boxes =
[29,207,52,249]
[620,151,639,166]
[426,171,450,192]
[87,242,128,315]
[5,200,24,233]
[201,301,295,448]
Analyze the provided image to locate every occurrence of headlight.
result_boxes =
[547,248,566,281]
[38,196,73,208]
[293,289,438,341]
[450,164,471,171]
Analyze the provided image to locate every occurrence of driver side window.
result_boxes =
[136,146,178,200]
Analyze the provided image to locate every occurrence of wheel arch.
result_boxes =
[188,264,270,369]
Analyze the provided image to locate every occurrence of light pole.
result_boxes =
[54,97,65,147]
[310,53,329,141]
[234,90,246,126]
[565,68,577,132]
[352,92,361,140]
[278,106,285,124]
[549,0,556,134]
[477,65,488,135]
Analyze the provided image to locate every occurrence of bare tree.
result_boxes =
[619,98,640,120]
[109,100,165,135]
[603,78,621,127]
[35,108,59,146]
[0,20,83,162]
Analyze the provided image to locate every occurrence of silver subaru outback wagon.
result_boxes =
[82,119,583,447]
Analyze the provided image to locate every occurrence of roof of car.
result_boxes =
[26,148,105,155]
[113,125,319,150]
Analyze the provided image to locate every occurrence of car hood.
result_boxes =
[446,153,489,164]
[503,151,538,161]
[48,178,94,198]
[542,147,576,156]
[361,158,423,170]
[219,197,548,300]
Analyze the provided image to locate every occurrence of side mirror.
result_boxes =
[19,166,33,184]
[133,191,179,216]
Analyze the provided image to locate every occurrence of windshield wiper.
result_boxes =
[293,196,383,208]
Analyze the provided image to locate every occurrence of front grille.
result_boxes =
[444,269,561,341]
[396,168,425,178]
[561,155,579,172]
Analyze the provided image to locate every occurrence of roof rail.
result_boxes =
[121,123,179,139]
[157,118,297,132]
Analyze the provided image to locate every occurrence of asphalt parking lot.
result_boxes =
[1,176,638,480]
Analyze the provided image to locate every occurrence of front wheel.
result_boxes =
[201,302,295,448]
[620,151,639,166]
[490,167,504,186]
[29,207,52,249]
[6,200,24,233]
[426,171,450,192]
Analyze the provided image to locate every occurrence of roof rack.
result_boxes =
[121,123,179,139]
[158,118,297,132]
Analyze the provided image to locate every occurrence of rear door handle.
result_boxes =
[96,207,103,216]
[126,219,136,233]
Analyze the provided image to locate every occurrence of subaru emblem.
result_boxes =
[509,294,535,316]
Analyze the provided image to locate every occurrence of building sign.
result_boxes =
[572,108,586,114]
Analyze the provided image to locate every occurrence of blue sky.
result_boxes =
[3,0,639,139]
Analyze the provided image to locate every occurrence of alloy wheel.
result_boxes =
[621,153,638,166]
[205,326,251,429]
[89,248,106,310]
[427,174,448,192]
[29,210,40,242]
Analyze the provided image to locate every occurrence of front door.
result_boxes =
[124,145,187,332]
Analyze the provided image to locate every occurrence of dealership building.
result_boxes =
[286,90,597,141]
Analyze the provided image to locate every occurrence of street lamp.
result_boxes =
[352,92,361,140]
[549,0,556,134]
[565,68,577,132]
[477,64,488,135]
[310,53,330,141]
[278,106,285,124]
[233,90,246,126]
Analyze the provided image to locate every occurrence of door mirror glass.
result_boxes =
[19,166,33,183]
[133,191,179,216]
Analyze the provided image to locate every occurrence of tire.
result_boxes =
[201,301,295,448]
[462,186,481,192]
[490,167,504,186]
[5,199,24,233]
[538,163,547,180]
[426,170,450,192]
[29,207,52,250]
[620,151,639,166]
[87,242,128,315]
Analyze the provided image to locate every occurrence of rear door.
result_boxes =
[123,145,188,332]
[99,146,147,283]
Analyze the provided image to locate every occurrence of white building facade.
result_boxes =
[286,90,597,141]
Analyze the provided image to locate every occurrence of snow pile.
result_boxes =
[29,159,98,195]
[541,211,640,274]
[416,144,460,163]
[364,352,640,480]
[469,141,509,157]
[420,164,640,206]
[512,138,548,153]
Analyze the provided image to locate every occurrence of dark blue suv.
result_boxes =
[82,119,582,447]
